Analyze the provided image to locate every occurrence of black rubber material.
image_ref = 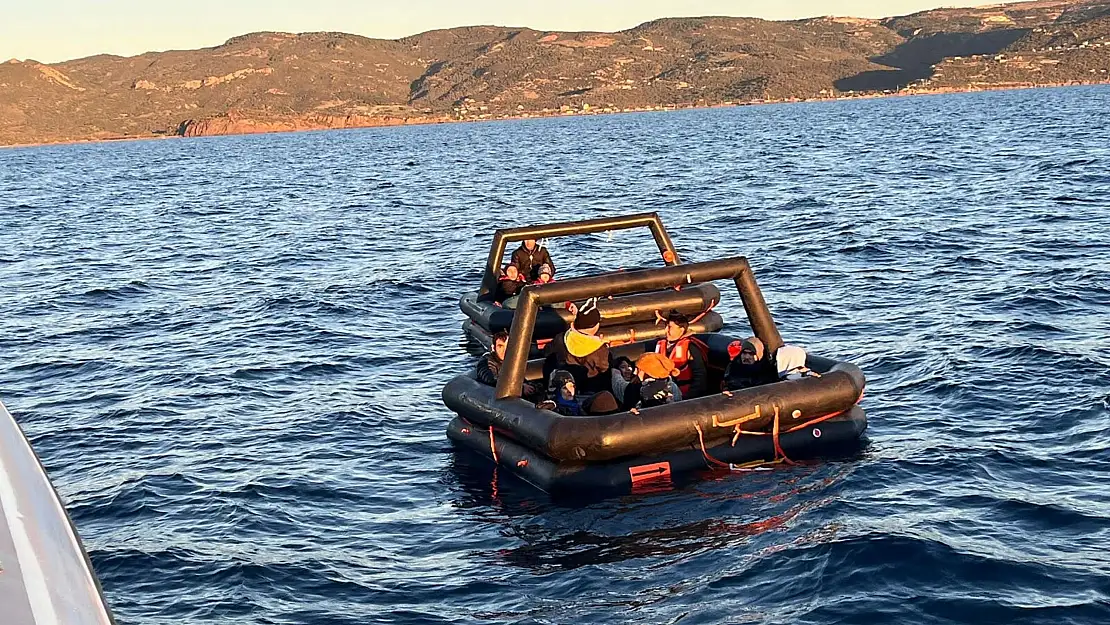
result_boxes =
[443,334,866,464]
[461,282,721,337]
[446,406,867,497]
[462,312,725,358]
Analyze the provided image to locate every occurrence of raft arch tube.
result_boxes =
[444,257,868,497]
[461,213,723,354]
[0,400,116,624]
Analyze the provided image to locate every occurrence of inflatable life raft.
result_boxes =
[461,213,723,355]
[0,400,116,624]
[444,256,868,497]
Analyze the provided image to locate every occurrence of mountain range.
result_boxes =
[2,0,1109,146]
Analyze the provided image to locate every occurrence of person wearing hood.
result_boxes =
[493,263,526,308]
[543,297,611,395]
[476,330,539,398]
[538,368,621,416]
[621,352,680,412]
[722,337,778,391]
[511,239,555,282]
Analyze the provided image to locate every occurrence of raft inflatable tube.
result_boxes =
[444,257,868,496]
[462,213,723,349]
[447,406,866,497]
[462,310,725,357]
[0,400,116,624]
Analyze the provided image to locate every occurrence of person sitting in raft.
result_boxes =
[612,355,682,405]
[722,337,778,391]
[776,345,817,380]
[621,353,680,412]
[539,370,620,416]
[476,330,540,398]
[511,239,555,282]
[655,310,710,399]
[543,297,612,395]
[610,356,634,400]
[532,263,555,285]
[493,263,526,309]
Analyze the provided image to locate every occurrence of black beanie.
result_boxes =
[574,297,601,330]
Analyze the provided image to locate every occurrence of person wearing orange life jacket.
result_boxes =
[655,310,709,399]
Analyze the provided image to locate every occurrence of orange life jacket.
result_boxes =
[655,336,709,396]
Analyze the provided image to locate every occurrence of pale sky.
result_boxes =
[4,1,989,63]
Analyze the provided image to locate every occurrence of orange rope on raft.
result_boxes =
[694,422,731,469]
[488,425,499,463]
[771,407,795,466]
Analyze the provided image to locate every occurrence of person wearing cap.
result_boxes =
[543,297,611,395]
[655,310,710,399]
[532,263,555,285]
[722,336,778,391]
[511,239,555,283]
[621,353,680,411]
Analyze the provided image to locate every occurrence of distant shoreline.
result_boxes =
[3,80,1108,150]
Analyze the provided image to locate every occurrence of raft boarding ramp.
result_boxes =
[0,400,115,624]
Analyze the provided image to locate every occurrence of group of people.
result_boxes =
[473,239,815,415]
[476,300,811,417]
[484,239,556,309]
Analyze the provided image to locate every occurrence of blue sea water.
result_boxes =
[1,85,1109,624]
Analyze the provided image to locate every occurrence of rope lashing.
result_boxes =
[488,426,499,463]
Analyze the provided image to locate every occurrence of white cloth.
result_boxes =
[776,345,810,380]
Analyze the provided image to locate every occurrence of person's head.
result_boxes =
[739,337,765,366]
[615,356,634,382]
[492,330,509,360]
[635,352,678,381]
[664,310,690,343]
[536,264,553,283]
[503,263,520,281]
[573,297,602,335]
[523,239,537,251]
[550,370,576,401]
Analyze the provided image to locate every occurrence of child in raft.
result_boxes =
[532,263,555,285]
[493,263,526,308]
[621,353,681,412]
[611,355,683,406]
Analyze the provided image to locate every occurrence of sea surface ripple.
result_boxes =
[1,86,1109,625]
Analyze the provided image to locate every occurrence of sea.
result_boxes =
[1,85,1108,625]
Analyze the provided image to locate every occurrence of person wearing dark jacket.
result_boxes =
[493,263,526,308]
[543,297,611,395]
[477,330,538,398]
[621,353,680,411]
[722,337,778,391]
[511,239,555,282]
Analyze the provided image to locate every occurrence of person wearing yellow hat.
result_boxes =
[543,297,611,395]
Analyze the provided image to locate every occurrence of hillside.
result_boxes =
[2,0,1109,146]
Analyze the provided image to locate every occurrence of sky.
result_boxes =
[3,0,991,63]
